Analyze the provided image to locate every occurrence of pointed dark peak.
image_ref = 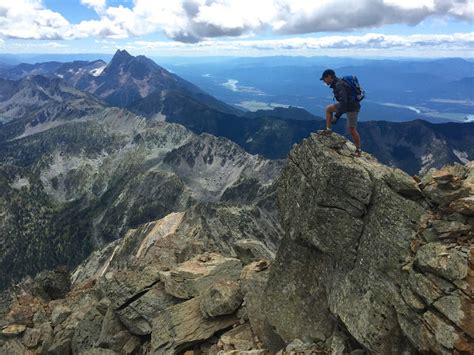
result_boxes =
[103,49,135,73]
[110,50,159,71]
[111,49,133,62]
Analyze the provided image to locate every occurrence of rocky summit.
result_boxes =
[0,132,472,354]
[270,132,473,354]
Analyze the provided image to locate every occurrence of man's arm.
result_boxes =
[334,82,349,118]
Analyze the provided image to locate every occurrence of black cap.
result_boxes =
[320,69,335,80]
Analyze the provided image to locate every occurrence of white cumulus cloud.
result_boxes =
[80,0,106,13]
[75,0,474,42]
[0,0,69,39]
[0,0,473,42]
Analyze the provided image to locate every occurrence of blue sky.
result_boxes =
[1,0,473,57]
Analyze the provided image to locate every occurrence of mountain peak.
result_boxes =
[105,49,134,69]
[112,49,133,60]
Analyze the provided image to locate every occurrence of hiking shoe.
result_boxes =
[353,148,362,157]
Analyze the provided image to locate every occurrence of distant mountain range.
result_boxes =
[0,50,240,115]
[0,50,472,176]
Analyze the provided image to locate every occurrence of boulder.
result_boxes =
[22,327,42,348]
[218,323,255,352]
[420,163,472,211]
[423,183,469,207]
[33,267,71,300]
[449,196,474,216]
[414,242,468,281]
[431,219,471,236]
[122,335,142,354]
[51,305,72,326]
[116,282,178,335]
[99,269,160,309]
[159,253,242,299]
[151,296,238,353]
[71,307,104,354]
[239,260,284,353]
[4,294,44,328]
[48,337,72,355]
[1,324,26,337]
[233,240,275,264]
[433,291,473,337]
[200,280,243,318]
[31,322,53,353]
[0,339,27,354]
[97,307,130,350]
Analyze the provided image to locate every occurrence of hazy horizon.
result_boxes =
[1,51,474,66]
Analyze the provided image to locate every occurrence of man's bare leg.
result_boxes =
[349,127,361,154]
[325,104,337,130]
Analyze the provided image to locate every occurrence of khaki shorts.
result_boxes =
[346,111,359,128]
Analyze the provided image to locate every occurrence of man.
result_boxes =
[320,69,362,157]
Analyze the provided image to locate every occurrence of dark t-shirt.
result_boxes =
[331,77,361,115]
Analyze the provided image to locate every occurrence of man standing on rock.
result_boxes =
[320,69,362,157]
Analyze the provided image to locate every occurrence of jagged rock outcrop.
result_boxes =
[0,131,471,355]
[264,132,473,354]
